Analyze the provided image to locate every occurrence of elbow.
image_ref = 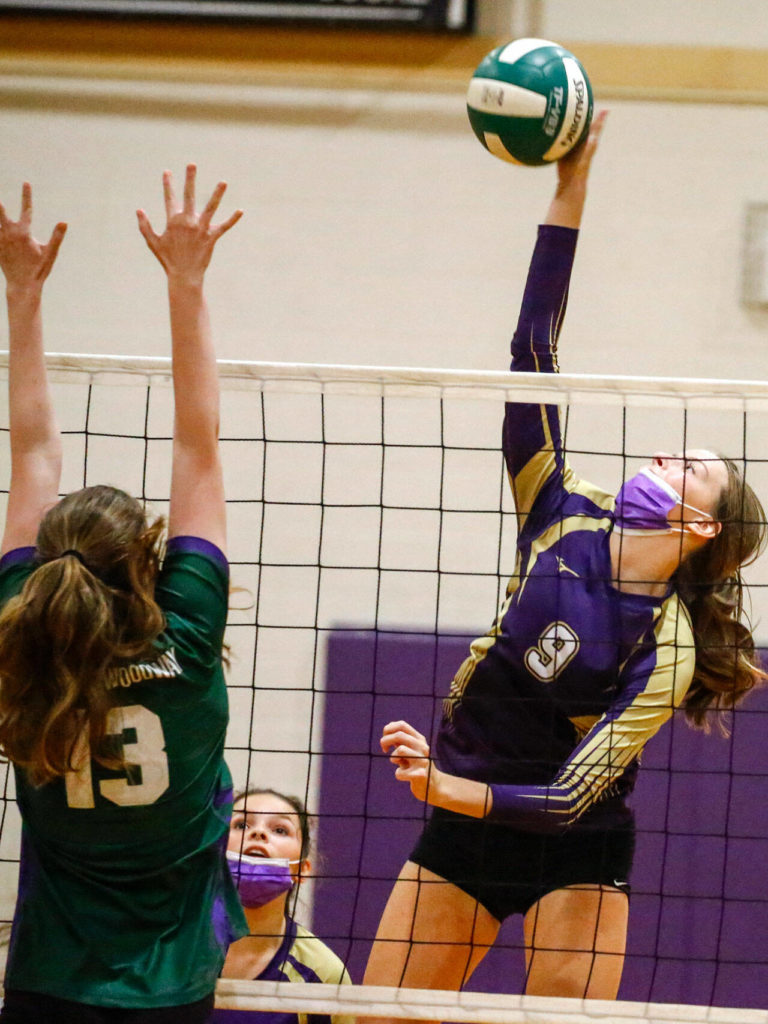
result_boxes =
[541,797,582,833]
[174,402,220,438]
[172,440,222,482]
[487,783,584,833]
[11,443,63,491]
[558,805,582,830]
[49,439,64,478]
[173,426,220,459]
[538,787,585,832]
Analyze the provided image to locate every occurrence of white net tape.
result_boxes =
[12,352,768,409]
[214,980,768,1024]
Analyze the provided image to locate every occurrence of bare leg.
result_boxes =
[363,860,500,1024]
[523,883,628,999]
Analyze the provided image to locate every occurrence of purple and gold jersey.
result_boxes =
[436,225,695,833]
[213,916,352,1024]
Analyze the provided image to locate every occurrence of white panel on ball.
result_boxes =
[497,37,559,64]
[542,57,591,161]
[466,77,547,117]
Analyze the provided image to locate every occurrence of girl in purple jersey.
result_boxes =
[216,788,351,1024]
[363,113,766,1007]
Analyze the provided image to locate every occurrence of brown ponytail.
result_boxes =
[676,459,767,729]
[0,485,166,785]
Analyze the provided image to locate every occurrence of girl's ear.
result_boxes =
[293,857,312,886]
[688,518,722,541]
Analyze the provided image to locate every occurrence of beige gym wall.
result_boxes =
[0,4,767,381]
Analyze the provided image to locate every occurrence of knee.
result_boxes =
[526,953,623,1000]
[527,962,590,999]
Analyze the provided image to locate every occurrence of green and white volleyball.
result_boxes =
[467,38,593,166]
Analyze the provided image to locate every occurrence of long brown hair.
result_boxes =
[676,458,767,729]
[0,485,165,785]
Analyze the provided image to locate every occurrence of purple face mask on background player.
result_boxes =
[614,467,713,536]
[226,851,297,909]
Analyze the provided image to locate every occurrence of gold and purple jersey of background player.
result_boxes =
[437,225,695,834]
[212,915,352,1024]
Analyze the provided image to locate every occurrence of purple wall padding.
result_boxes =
[315,630,768,1009]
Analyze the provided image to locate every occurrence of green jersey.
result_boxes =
[0,536,247,1008]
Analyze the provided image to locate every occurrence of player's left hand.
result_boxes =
[380,720,441,805]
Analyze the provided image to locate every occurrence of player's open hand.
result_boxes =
[137,164,242,284]
[556,108,608,190]
[380,720,440,805]
[0,183,67,294]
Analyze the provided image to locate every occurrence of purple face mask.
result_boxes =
[614,467,713,536]
[226,851,295,909]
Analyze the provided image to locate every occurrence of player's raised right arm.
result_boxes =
[502,112,607,515]
[137,165,242,553]
[0,184,66,556]
[544,109,607,229]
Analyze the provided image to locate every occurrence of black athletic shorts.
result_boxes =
[409,806,635,922]
[0,990,215,1024]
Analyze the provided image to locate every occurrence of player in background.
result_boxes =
[0,167,246,1023]
[364,112,767,1008]
[215,788,351,1024]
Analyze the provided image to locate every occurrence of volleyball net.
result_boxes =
[0,354,767,1022]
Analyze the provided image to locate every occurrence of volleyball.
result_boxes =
[467,38,593,166]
